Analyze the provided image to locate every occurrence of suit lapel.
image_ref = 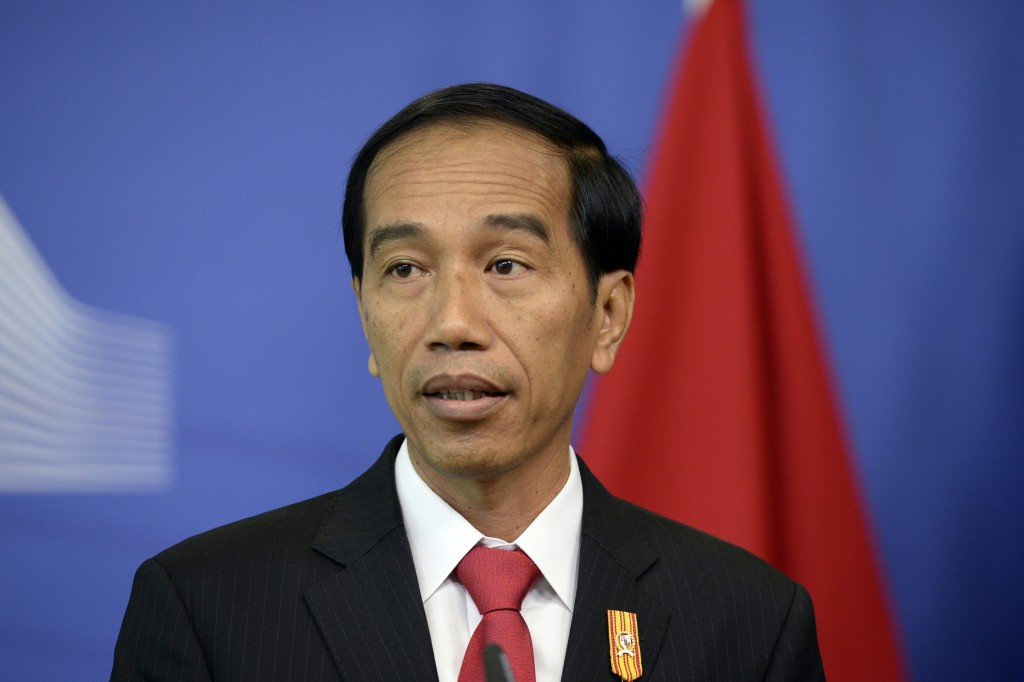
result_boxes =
[562,459,669,681]
[305,435,439,681]
[301,439,670,680]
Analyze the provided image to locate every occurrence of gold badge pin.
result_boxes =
[607,610,642,680]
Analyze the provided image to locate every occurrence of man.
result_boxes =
[112,83,825,681]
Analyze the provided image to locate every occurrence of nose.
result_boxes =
[426,269,492,352]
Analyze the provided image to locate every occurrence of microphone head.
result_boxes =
[484,643,515,682]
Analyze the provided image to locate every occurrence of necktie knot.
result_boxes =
[456,546,540,614]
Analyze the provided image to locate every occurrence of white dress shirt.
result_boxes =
[394,439,583,682]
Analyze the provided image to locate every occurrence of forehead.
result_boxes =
[363,123,571,232]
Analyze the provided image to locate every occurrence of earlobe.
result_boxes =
[368,352,380,377]
[590,270,635,374]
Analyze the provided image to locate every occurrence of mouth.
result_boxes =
[421,374,510,419]
[430,390,507,401]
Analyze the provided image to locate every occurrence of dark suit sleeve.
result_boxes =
[111,558,212,682]
[763,583,826,682]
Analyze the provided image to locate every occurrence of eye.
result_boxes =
[490,259,525,276]
[387,262,425,279]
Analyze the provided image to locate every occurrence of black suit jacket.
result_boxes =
[112,435,824,680]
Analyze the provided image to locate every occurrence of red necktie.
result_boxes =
[456,546,541,682]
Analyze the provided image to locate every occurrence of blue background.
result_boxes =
[1,1,1022,679]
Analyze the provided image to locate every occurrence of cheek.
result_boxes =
[363,307,394,358]
[527,303,592,368]
[364,304,418,370]
[364,300,396,334]
[365,309,384,339]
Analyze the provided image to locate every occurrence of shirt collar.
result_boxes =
[394,438,583,611]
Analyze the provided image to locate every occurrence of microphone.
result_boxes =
[484,643,515,682]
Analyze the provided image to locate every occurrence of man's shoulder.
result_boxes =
[612,496,800,599]
[152,437,404,575]
[598,499,824,679]
[152,488,341,573]
[580,460,796,595]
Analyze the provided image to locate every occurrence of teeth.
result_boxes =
[440,391,481,401]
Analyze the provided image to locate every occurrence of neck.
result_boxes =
[409,444,571,541]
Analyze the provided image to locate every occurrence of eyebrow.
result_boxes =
[483,213,551,244]
[367,221,427,260]
[366,213,551,260]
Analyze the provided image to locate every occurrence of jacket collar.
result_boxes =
[305,436,669,681]
[561,457,670,680]
[305,434,440,680]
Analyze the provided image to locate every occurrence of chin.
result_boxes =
[412,438,523,480]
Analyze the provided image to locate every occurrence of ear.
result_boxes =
[590,270,635,374]
[352,277,380,378]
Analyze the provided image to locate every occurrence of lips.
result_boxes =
[421,373,509,419]
[421,373,508,397]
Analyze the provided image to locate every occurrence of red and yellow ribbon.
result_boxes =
[607,610,642,680]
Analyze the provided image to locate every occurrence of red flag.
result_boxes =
[580,0,906,678]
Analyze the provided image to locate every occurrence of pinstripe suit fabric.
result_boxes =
[111,435,824,680]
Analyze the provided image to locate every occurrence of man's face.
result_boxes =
[355,123,630,484]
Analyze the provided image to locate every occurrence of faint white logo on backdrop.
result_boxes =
[0,195,174,492]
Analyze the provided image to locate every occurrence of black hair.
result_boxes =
[342,83,641,295]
